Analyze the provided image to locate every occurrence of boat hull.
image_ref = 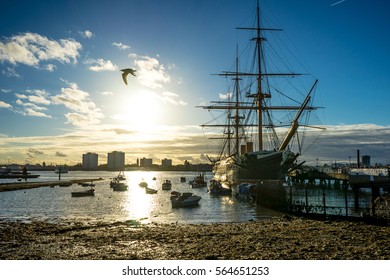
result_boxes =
[170,192,201,208]
[71,189,95,197]
[145,187,157,194]
[162,180,172,190]
[213,149,296,185]
[112,183,128,191]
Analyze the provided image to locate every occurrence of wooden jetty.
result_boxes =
[0,178,103,192]
[290,169,390,188]
[289,169,349,187]
[289,168,390,216]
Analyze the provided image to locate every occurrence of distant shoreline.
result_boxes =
[1,165,213,172]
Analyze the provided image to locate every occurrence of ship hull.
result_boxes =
[213,149,296,185]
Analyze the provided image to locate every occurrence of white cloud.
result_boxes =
[100,91,114,96]
[79,30,93,39]
[24,89,51,105]
[134,55,170,89]
[15,99,52,118]
[161,91,187,106]
[0,32,82,68]
[16,99,48,111]
[112,42,130,50]
[24,108,52,118]
[84,58,118,71]
[1,67,20,77]
[14,89,52,118]
[0,101,12,108]
[45,64,56,72]
[219,92,232,100]
[52,81,104,127]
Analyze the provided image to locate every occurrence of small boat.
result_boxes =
[180,176,186,182]
[110,174,125,188]
[110,179,117,188]
[0,167,40,179]
[81,182,95,187]
[112,182,128,191]
[71,189,95,197]
[145,187,158,194]
[162,179,172,190]
[139,181,148,188]
[208,179,232,196]
[235,183,256,199]
[170,191,201,208]
[189,172,207,188]
[115,170,126,181]
[58,182,73,187]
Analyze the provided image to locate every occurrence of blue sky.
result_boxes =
[1,0,390,166]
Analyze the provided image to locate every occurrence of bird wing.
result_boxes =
[122,72,128,85]
[130,69,137,76]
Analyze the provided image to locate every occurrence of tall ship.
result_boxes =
[200,1,324,186]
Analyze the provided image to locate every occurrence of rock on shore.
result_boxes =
[0,217,389,260]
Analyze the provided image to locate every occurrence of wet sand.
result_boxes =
[1,217,389,260]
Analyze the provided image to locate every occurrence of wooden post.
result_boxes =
[289,182,293,212]
[371,176,379,217]
[344,186,348,217]
[323,183,326,216]
[352,186,359,209]
[305,184,309,214]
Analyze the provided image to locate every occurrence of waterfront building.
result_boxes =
[362,155,371,167]
[82,153,98,170]
[161,158,172,168]
[108,151,125,171]
[139,157,153,168]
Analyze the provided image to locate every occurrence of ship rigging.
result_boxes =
[199,1,325,185]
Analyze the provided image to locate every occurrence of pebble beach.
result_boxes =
[1,217,389,260]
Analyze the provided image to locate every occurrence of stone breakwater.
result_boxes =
[0,178,103,192]
[1,217,389,260]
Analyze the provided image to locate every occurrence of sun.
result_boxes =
[116,90,163,131]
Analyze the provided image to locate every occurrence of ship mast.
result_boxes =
[200,0,320,159]
[234,46,241,156]
[255,1,263,151]
[237,0,285,151]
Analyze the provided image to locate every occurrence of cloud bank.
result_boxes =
[0,32,82,69]
[52,81,104,127]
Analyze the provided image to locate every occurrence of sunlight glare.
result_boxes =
[124,171,156,221]
[117,90,163,132]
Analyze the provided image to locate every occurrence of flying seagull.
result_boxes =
[121,68,136,85]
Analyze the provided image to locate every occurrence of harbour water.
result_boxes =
[0,170,282,224]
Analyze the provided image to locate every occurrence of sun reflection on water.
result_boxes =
[0,170,274,224]
[123,171,160,222]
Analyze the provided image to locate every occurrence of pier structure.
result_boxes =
[286,168,390,219]
[289,169,349,188]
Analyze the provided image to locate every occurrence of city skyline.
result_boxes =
[1,0,390,166]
